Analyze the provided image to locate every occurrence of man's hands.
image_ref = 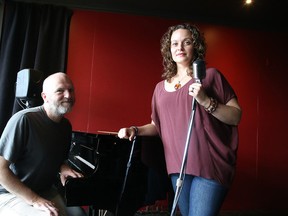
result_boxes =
[59,163,84,186]
[31,196,59,215]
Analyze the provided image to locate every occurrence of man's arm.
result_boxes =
[0,156,59,215]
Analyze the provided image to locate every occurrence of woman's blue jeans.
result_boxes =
[170,174,228,216]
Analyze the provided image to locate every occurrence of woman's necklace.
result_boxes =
[174,74,188,90]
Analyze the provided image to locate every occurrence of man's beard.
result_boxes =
[51,101,74,115]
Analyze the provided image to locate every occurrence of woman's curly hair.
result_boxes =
[160,23,207,80]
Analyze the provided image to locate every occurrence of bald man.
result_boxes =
[0,72,86,216]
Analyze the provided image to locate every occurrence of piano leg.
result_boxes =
[88,207,114,216]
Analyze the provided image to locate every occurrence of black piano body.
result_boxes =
[63,131,171,216]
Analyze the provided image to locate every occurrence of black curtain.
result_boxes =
[0,1,72,135]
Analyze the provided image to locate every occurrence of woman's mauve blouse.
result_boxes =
[151,68,239,187]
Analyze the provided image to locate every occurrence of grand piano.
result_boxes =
[63,131,172,216]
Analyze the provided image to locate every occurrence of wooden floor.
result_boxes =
[134,211,288,216]
[91,208,288,216]
[93,210,288,216]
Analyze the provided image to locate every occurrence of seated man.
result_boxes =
[0,72,86,216]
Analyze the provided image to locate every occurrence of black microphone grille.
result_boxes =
[193,59,206,81]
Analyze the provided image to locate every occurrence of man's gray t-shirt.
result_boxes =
[0,106,72,193]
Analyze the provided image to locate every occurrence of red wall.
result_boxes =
[66,10,288,212]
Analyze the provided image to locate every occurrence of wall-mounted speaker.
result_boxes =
[15,69,43,99]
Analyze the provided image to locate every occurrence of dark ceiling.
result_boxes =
[12,0,288,31]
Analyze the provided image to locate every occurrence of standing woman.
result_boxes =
[118,23,242,216]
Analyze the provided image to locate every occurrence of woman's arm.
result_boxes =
[189,83,242,126]
[207,97,242,126]
[118,121,158,141]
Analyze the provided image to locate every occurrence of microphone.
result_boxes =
[192,59,206,83]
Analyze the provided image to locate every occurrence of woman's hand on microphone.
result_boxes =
[188,83,210,108]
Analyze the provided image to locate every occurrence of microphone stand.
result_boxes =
[170,96,197,216]
[115,136,137,216]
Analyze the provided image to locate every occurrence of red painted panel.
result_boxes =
[256,31,288,210]
[67,11,180,133]
[66,11,97,132]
